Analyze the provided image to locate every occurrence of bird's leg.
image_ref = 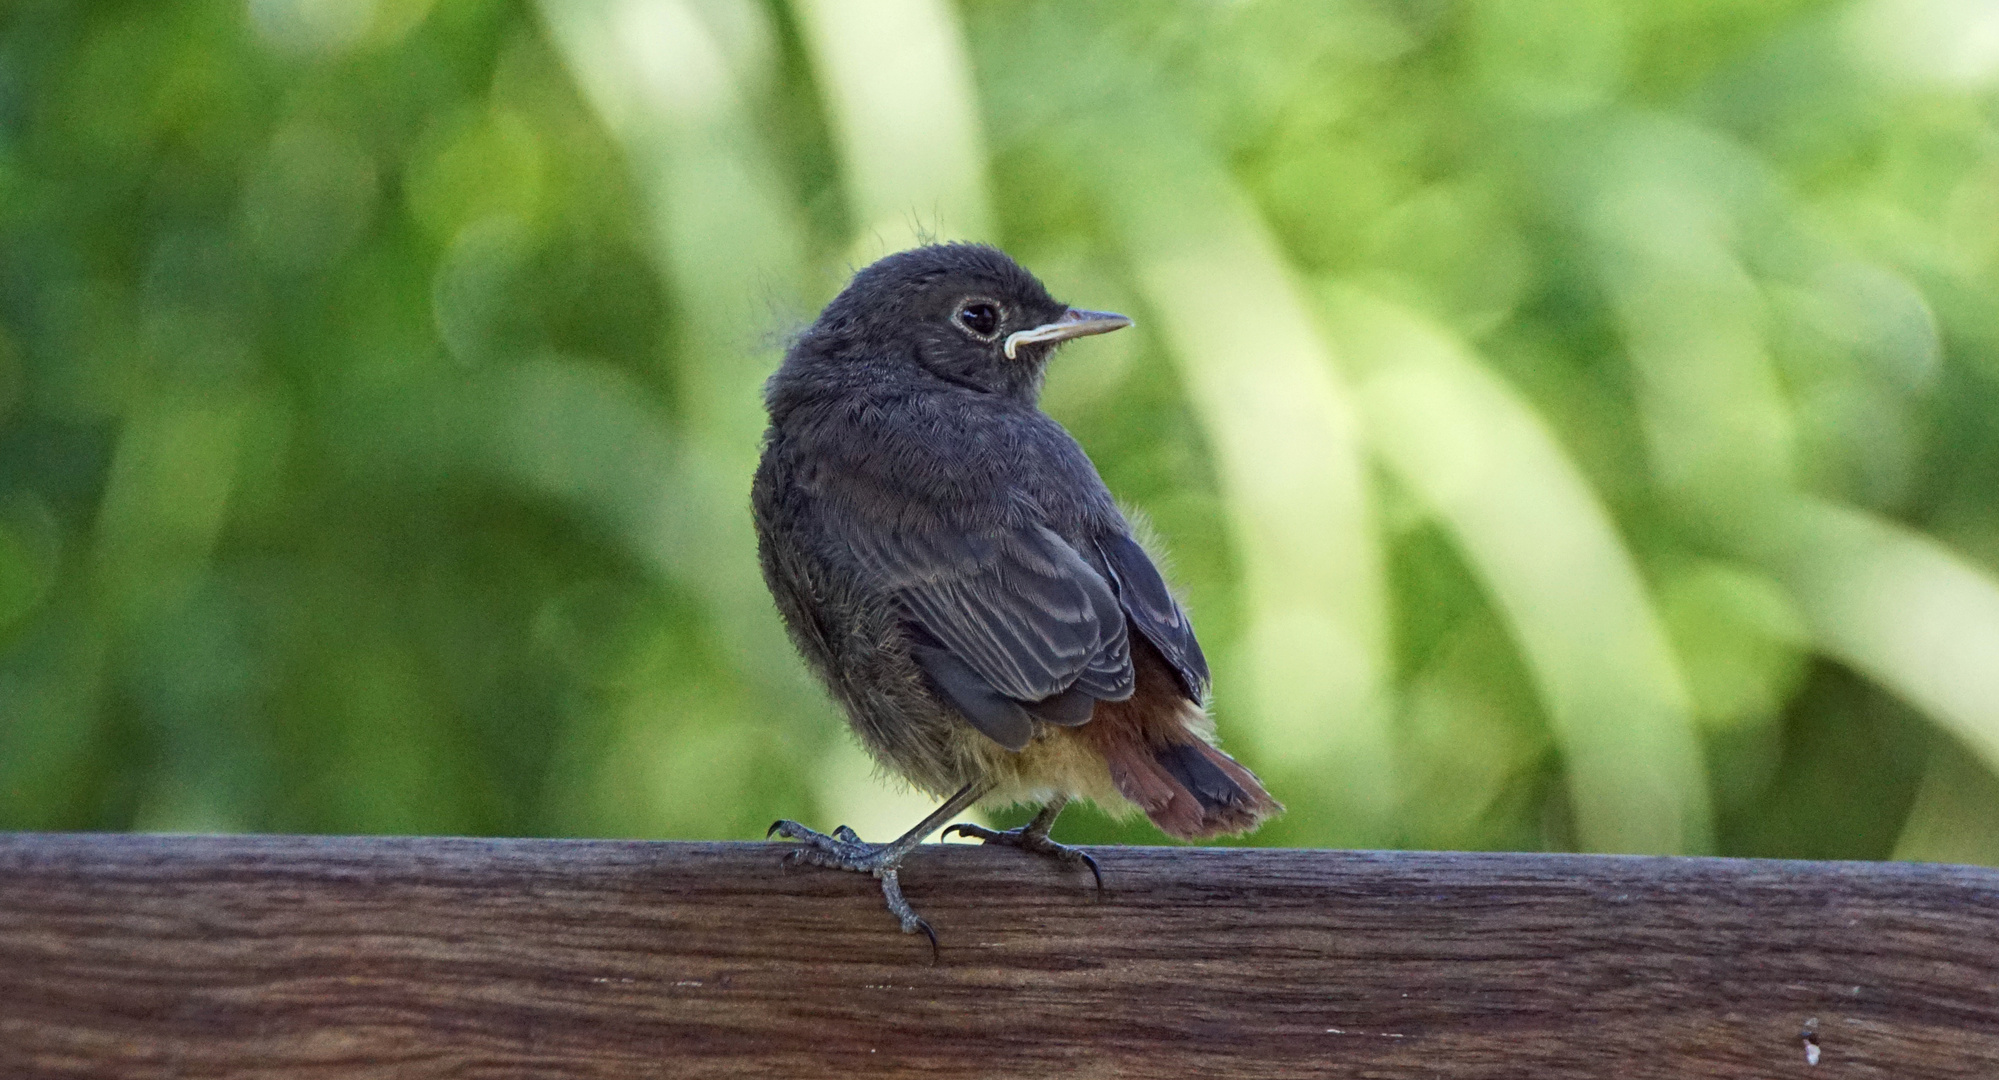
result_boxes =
[768,780,989,954]
[941,795,1103,892]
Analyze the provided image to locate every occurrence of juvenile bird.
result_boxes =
[754,244,1279,945]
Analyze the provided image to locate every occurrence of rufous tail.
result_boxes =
[1086,638,1282,839]
[1101,736,1281,840]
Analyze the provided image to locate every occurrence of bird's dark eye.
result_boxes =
[955,300,1001,339]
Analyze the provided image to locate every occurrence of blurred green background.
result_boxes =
[4,0,1998,862]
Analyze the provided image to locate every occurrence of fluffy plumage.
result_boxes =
[753,243,1278,840]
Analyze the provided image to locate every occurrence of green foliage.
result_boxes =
[3,0,1996,861]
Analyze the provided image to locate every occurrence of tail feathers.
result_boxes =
[1105,739,1282,840]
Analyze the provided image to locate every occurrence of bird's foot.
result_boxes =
[767,820,937,955]
[941,821,1103,893]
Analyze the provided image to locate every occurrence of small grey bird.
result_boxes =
[754,244,1279,947]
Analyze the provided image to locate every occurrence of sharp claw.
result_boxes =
[766,820,783,839]
[953,823,1103,891]
[1078,849,1104,893]
[770,821,952,956]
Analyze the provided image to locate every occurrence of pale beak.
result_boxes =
[1003,308,1133,359]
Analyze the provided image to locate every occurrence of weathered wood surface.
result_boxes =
[1,834,1995,1079]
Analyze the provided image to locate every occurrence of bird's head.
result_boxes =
[791,244,1131,401]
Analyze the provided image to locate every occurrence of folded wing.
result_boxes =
[843,520,1134,750]
[1095,531,1210,702]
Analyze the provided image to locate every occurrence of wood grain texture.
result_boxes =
[1,834,1995,1079]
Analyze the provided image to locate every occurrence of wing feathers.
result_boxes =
[1096,532,1209,701]
[846,520,1133,712]
[909,636,1036,750]
[843,512,1207,746]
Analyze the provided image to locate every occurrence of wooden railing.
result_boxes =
[3,833,1995,1077]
